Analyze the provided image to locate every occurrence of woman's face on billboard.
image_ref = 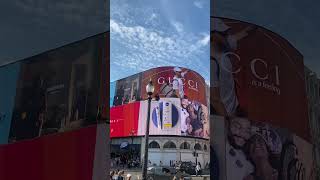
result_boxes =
[187,104,195,114]
[249,135,268,161]
[230,117,251,147]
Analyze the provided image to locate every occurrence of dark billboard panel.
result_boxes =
[0,62,20,144]
[211,17,309,141]
[8,34,104,143]
[112,73,142,106]
[100,32,109,122]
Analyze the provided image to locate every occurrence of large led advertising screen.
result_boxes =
[110,102,140,137]
[211,17,309,141]
[141,66,207,105]
[110,67,210,139]
[210,17,314,180]
[110,98,209,139]
[8,34,105,143]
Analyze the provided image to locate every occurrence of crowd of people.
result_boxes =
[111,153,141,169]
[110,170,132,180]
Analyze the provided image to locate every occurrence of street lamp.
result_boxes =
[129,129,135,160]
[142,79,154,180]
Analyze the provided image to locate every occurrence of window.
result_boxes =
[194,143,202,151]
[180,142,191,149]
[163,141,177,149]
[204,144,208,151]
[149,141,160,148]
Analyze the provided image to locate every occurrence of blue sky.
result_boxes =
[110,0,210,83]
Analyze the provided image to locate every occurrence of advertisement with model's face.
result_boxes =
[140,66,207,105]
[228,119,315,180]
[8,35,103,143]
[210,17,309,141]
[211,115,315,180]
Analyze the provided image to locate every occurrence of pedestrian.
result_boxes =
[112,171,119,180]
[126,174,132,180]
[196,162,201,176]
[117,171,124,180]
[160,161,163,166]
[110,171,115,180]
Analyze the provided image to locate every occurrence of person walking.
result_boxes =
[196,162,201,176]
[118,171,125,180]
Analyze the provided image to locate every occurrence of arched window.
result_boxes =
[194,143,202,151]
[180,142,191,149]
[204,144,208,151]
[163,141,177,149]
[149,141,160,148]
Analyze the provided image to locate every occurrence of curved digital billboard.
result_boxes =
[141,66,207,105]
[210,17,315,180]
[110,67,209,139]
[211,17,309,141]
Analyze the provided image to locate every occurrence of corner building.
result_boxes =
[110,66,210,167]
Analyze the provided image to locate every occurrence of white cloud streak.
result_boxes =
[110,19,209,81]
[171,21,184,33]
[194,1,204,9]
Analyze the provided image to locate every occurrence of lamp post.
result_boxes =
[129,129,135,160]
[142,79,154,180]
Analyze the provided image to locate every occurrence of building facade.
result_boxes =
[110,66,210,168]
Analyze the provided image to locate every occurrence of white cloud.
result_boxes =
[199,34,210,46]
[110,19,209,81]
[171,21,184,33]
[194,1,204,9]
[150,13,157,21]
[110,1,210,82]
